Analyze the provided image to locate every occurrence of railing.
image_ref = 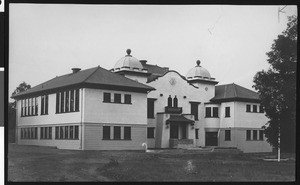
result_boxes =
[165,106,182,114]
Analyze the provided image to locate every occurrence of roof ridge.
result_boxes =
[233,83,237,97]
[82,66,100,83]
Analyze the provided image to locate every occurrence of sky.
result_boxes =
[8,4,297,102]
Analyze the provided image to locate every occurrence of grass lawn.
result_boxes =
[7,144,295,182]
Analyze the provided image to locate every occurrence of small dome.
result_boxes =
[113,49,143,71]
[186,60,213,81]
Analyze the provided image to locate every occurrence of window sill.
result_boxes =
[21,115,38,117]
[103,101,132,105]
[40,114,49,116]
[147,117,155,119]
[56,110,80,114]
[205,117,219,118]
[40,138,52,140]
[55,138,79,140]
[147,137,155,139]
[224,140,231,141]
[102,139,132,141]
[225,116,231,118]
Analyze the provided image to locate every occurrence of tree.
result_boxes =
[9,82,31,143]
[253,15,297,153]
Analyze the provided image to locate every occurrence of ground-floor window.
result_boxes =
[21,127,38,139]
[246,129,264,141]
[195,129,199,139]
[55,125,79,140]
[40,127,52,139]
[103,125,132,140]
[147,127,155,139]
[124,127,131,140]
[225,130,231,141]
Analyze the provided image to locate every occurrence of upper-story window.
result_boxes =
[103,92,132,104]
[253,105,257,113]
[246,104,251,112]
[147,98,155,118]
[124,94,131,104]
[114,93,121,103]
[41,95,49,115]
[205,107,219,118]
[205,107,211,117]
[259,105,264,113]
[56,89,79,114]
[225,107,230,117]
[190,102,199,120]
[21,97,38,117]
[103,93,111,102]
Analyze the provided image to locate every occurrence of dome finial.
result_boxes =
[196,60,201,66]
[126,49,132,56]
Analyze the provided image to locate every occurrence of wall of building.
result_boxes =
[219,102,235,128]
[16,123,82,150]
[218,128,272,153]
[234,102,268,128]
[16,90,82,127]
[146,71,216,148]
[83,123,146,150]
[83,88,148,125]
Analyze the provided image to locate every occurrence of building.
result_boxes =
[12,49,273,153]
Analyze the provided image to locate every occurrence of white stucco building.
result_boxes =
[12,49,273,153]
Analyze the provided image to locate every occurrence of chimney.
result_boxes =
[140,60,147,65]
[72,68,81,74]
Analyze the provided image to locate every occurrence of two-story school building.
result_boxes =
[12,49,273,153]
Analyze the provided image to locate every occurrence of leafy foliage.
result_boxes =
[253,15,297,152]
[11,81,31,97]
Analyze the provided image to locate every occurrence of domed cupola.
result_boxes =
[186,60,218,84]
[112,49,148,73]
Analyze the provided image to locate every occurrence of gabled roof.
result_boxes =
[166,115,195,124]
[12,66,155,99]
[210,83,260,103]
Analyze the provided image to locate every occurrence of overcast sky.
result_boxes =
[9,4,297,101]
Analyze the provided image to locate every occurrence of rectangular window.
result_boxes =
[41,95,48,115]
[253,105,257,112]
[74,126,79,139]
[259,130,264,140]
[60,126,64,139]
[55,126,59,139]
[70,126,74,139]
[65,126,68,139]
[246,104,251,112]
[35,127,38,139]
[124,127,131,140]
[35,97,38,115]
[56,93,60,113]
[205,107,211,117]
[213,107,218,117]
[225,130,231,141]
[70,90,75,112]
[114,126,121,140]
[25,99,28,116]
[21,100,24,116]
[61,92,65,113]
[40,127,44,139]
[45,95,48,114]
[195,129,199,139]
[103,92,111,103]
[191,103,199,120]
[65,91,70,112]
[124,94,131,104]
[114,94,121,103]
[147,98,155,118]
[41,96,44,115]
[103,126,110,140]
[253,130,258,140]
[225,107,230,117]
[28,98,32,116]
[32,98,35,116]
[259,105,264,113]
[75,89,80,111]
[147,127,155,139]
[246,130,251,140]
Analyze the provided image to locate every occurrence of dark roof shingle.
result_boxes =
[12,66,155,99]
[210,83,260,103]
